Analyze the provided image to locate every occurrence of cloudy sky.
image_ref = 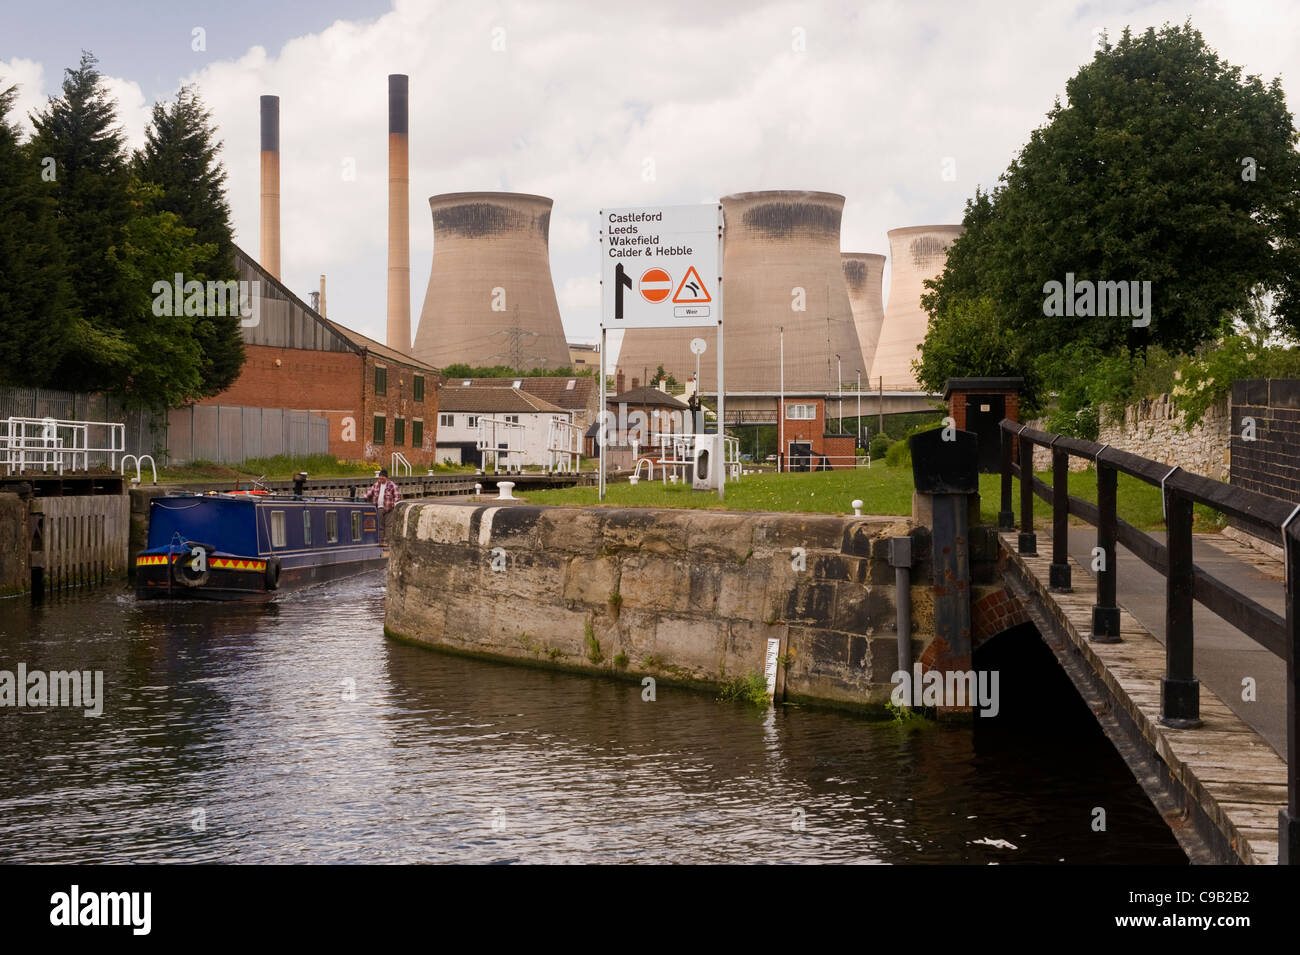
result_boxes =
[4,0,1299,361]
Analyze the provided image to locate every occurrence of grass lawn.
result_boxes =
[156,453,475,484]
[520,464,1225,534]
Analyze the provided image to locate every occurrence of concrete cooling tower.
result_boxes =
[615,190,862,393]
[869,225,963,390]
[412,192,570,371]
[841,252,886,376]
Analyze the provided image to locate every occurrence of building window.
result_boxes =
[326,511,339,544]
[504,414,519,424]
[373,415,385,444]
[466,415,478,428]
[785,403,816,420]
[375,365,387,396]
[351,511,362,542]
[303,510,312,546]
[566,378,576,390]
[394,417,406,446]
[270,510,286,548]
[439,413,453,427]
[413,375,425,402]
[412,419,423,447]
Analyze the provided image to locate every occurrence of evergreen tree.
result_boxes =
[0,83,75,386]
[133,86,244,395]
[28,51,137,391]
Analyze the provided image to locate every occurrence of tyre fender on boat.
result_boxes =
[173,541,214,588]
[264,556,282,590]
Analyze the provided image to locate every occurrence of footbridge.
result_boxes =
[994,419,1298,865]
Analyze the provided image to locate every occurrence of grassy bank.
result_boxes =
[519,466,1225,534]
[157,453,475,484]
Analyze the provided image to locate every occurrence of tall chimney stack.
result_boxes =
[319,274,327,318]
[259,95,281,280]
[386,74,410,352]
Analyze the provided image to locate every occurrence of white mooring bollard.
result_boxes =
[474,483,482,499]
[497,482,515,501]
[852,499,863,516]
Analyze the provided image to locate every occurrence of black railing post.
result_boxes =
[1161,489,1202,728]
[1091,460,1121,643]
[1049,444,1071,592]
[1018,432,1036,555]
[998,425,1015,530]
[1282,519,1300,864]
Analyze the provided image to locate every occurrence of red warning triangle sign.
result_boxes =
[672,266,712,304]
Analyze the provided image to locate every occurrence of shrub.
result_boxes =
[868,432,893,461]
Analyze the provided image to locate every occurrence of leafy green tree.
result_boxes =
[920,23,1300,428]
[134,86,243,394]
[0,83,75,385]
[29,52,137,391]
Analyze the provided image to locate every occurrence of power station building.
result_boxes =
[842,252,887,376]
[411,192,571,372]
[869,225,964,390]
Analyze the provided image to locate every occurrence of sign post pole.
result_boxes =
[598,325,606,501]
[715,212,725,502]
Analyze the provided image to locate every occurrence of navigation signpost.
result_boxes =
[598,204,724,500]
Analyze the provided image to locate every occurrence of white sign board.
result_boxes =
[599,203,721,329]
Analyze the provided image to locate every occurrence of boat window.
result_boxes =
[303,510,312,546]
[327,511,339,543]
[271,510,286,548]
[351,511,362,542]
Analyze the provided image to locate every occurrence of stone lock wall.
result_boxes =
[385,502,936,710]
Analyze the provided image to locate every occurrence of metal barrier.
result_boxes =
[476,417,528,473]
[545,417,581,473]
[391,451,413,477]
[998,417,1300,863]
[2,416,126,474]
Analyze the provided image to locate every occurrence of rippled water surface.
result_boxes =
[0,574,1186,863]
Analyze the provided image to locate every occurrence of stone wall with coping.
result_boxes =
[1028,394,1229,480]
[384,501,938,710]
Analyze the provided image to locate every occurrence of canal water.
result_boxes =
[0,574,1186,864]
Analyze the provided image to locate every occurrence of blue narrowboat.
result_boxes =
[135,492,386,601]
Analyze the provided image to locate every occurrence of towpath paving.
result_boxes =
[1062,527,1286,756]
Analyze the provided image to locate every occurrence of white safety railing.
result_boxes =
[545,416,581,473]
[631,457,655,483]
[391,451,413,477]
[779,452,866,472]
[1,416,126,475]
[477,416,528,473]
[121,454,158,485]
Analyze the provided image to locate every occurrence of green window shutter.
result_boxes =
[373,415,385,444]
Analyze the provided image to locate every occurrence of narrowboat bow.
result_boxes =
[135,492,386,601]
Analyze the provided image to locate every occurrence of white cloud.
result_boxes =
[0,58,47,136]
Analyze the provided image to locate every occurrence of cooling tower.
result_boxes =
[259,95,280,281]
[386,74,410,353]
[412,192,569,371]
[869,225,963,390]
[615,190,862,393]
[842,253,886,375]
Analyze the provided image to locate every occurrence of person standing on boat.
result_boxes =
[364,469,402,543]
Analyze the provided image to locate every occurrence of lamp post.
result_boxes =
[778,326,785,473]
[836,354,842,435]
[856,369,862,454]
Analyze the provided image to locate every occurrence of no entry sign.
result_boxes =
[599,203,722,329]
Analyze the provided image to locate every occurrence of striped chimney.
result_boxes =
[259,95,281,281]
[386,74,410,352]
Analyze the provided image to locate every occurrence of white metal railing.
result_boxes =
[1,416,126,474]
[121,454,158,485]
[391,451,413,477]
[778,452,867,472]
[646,432,745,485]
[545,416,581,473]
[632,457,655,483]
[477,416,528,473]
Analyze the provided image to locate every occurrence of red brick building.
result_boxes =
[200,246,442,466]
[779,396,857,470]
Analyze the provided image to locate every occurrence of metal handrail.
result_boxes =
[998,417,1299,863]
[391,451,413,478]
[120,454,158,485]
